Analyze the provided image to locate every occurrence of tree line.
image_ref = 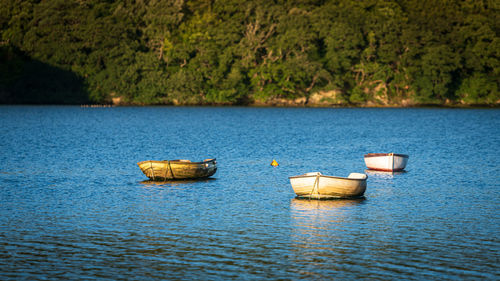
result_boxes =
[1,0,499,106]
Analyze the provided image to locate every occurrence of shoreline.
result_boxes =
[1,103,499,109]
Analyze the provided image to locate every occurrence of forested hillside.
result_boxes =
[1,0,499,106]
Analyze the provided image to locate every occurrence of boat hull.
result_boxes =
[364,153,408,172]
[289,173,367,199]
[137,159,217,180]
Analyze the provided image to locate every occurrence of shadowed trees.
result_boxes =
[1,0,498,106]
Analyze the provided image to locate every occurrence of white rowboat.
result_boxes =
[289,172,367,199]
[364,153,409,172]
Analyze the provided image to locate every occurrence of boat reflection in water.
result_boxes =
[291,197,366,211]
[290,197,366,234]
[290,197,366,227]
[365,169,407,179]
[139,178,216,187]
[289,198,366,278]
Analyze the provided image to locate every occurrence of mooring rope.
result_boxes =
[167,161,175,179]
[309,173,320,199]
[150,161,155,180]
[389,152,394,171]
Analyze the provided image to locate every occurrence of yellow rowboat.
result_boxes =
[289,172,367,199]
[137,159,217,180]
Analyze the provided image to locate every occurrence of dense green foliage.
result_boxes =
[1,0,499,106]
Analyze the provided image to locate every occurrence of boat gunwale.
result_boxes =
[295,194,365,200]
[288,174,367,181]
[364,153,409,158]
[366,167,406,172]
[137,158,216,166]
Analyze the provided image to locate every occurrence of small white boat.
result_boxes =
[289,172,367,199]
[364,153,409,172]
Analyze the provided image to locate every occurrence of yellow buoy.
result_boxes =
[271,159,279,167]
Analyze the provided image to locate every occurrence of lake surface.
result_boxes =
[1,106,499,280]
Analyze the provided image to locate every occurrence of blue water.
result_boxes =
[0,106,499,280]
